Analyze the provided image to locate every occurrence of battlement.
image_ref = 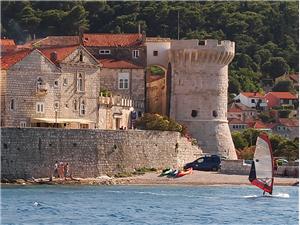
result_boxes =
[171,39,234,52]
[169,39,235,65]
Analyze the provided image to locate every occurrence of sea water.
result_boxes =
[1,185,298,225]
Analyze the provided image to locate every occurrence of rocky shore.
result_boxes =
[2,171,299,186]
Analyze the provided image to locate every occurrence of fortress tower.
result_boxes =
[167,39,237,159]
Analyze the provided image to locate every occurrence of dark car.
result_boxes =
[184,155,221,171]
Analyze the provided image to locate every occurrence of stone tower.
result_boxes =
[168,39,237,159]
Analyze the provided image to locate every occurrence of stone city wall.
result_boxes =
[1,128,202,179]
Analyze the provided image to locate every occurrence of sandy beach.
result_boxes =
[3,171,298,186]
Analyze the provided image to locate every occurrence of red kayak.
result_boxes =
[176,168,193,177]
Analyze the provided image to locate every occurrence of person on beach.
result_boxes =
[64,163,70,180]
[58,161,65,179]
[53,161,59,178]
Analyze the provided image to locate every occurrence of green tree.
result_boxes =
[262,57,290,79]
[232,132,248,149]
[272,80,294,92]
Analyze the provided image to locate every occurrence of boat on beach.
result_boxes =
[176,168,193,177]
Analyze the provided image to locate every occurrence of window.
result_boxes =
[54,80,59,88]
[63,78,68,86]
[77,73,84,92]
[191,110,198,117]
[74,99,78,111]
[118,72,129,89]
[132,50,139,58]
[37,77,43,90]
[80,100,85,115]
[54,101,59,110]
[10,99,15,110]
[36,102,45,113]
[20,121,26,128]
[99,49,111,55]
[251,99,255,103]
[79,51,83,62]
[153,51,158,56]
[212,110,218,118]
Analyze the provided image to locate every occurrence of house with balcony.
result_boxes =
[82,33,146,117]
[234,92,268,111]
[264,92,298,109]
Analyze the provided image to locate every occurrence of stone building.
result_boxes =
[82,33,147,117]
[1,45,101,128]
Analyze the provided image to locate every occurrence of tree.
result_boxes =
[19,6,41,39]
[272,80,294,92]
[262,57,290,79]
[231,132,248,149]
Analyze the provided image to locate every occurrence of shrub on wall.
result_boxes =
[135,113,183,133]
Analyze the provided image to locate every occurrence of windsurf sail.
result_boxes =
[248,133,274,194]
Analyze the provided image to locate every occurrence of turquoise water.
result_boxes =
[1,185,298,225]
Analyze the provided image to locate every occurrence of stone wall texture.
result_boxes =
[1,128,202,179]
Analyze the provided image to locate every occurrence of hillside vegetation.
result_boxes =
[1,1,298,93]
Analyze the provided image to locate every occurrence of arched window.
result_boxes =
[74,99,78,111]
[10,99,15,110]
[77,73,84,92]
[37,77,43,90]
[80,100,85,115]
[212,110,218,118]
[79,51,83,62]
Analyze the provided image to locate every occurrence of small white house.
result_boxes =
[234,92,268,110]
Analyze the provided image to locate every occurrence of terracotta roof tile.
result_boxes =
[278,118,299,127]
[267,92,298,99]
[1,49,32,69]
[289,74,298,83]
[1,39,16,46]
[241,92,264,98]
[38,45,78,63]
[99,58,143,69]
[32,36,79,47]
[246,120,269,129]
[83,33,144,47]
[228,118,247,124]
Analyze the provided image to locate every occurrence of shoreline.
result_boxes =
[2,171,299,187]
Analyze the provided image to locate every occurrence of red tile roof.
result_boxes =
[278,118,299,127]
[99,58,143,69]
[83,34,144,47]
[0,39,16,46]
[228,106,242,113]
[38,45,78,63]
[1,49,32,69]
[267,92,298,100]
[228,118,247,124]
[241,92,264,98]
[246,120,270,129]
[33,36,79,47]
[289,74,298,83]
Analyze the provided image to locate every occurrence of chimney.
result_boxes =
[79,27,84,45]
[50,51,57,62]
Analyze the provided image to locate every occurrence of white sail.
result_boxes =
[249,133,274,194]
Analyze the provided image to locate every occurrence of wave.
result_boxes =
[244,193,290,199]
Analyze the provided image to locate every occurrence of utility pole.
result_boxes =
[177,10,180,40]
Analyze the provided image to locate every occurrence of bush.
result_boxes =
[135,113,183,133]
[278,110,291,118]
[99,88,111,97]
[150,65,165,76]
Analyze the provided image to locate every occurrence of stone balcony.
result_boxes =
[36,84,48,96]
